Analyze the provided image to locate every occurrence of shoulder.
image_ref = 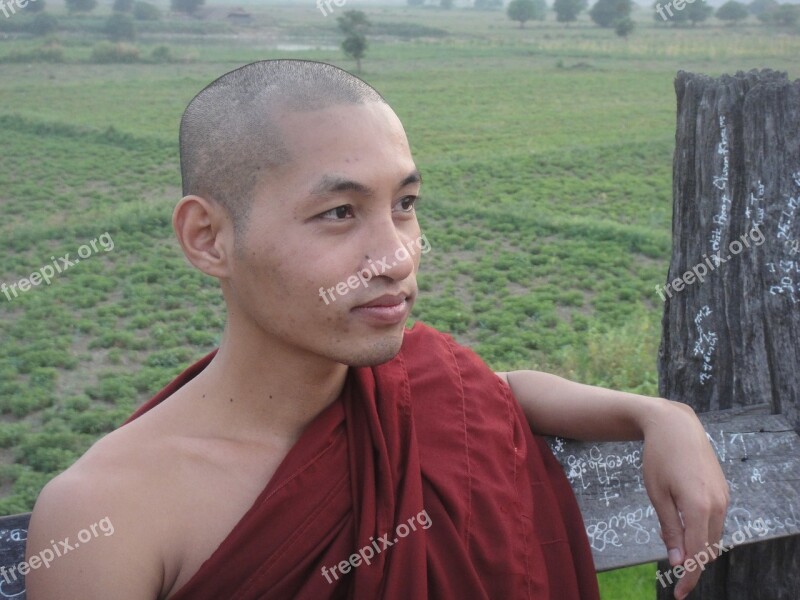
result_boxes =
[402,321,505,389]
[26,422,173,599]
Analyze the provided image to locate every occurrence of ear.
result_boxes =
[172,194,233,279]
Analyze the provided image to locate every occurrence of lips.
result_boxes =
[354,293,408,309]
[351,292,413,325]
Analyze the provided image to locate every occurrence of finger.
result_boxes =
[673,504,711,600]
[651,490,685,567]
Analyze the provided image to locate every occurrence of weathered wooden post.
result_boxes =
[657,69,800,599]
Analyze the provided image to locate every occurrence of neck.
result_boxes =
[185,319,349,447]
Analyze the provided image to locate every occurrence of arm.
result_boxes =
[497,370,729,600]
[25,471,162,600]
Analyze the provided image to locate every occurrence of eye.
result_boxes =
[318,205,354,220]
[395,195,419,213]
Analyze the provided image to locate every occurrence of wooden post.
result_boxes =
[657,69,800,599]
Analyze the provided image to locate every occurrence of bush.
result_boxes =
[615,16,634,36]
[90,41,141,63]
[150,44,172,62]
[133,0,160,20]
[369,22,447,38]
[29,12,58,35]
[0,44,64,63]
[104,12,136,41]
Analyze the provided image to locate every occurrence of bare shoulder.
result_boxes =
[25,418,176,599]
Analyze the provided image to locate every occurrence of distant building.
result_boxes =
[227,7,253,23]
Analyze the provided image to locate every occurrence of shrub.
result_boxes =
[150,44,172,62]
[614,15,635,37]
[90,41,141,63]
[0,44,64,63]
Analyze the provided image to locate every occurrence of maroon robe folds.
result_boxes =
[124,322,599,599]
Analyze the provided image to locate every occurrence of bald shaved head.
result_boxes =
[179,60,387,234]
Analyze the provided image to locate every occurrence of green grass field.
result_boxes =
[1,3,797,597]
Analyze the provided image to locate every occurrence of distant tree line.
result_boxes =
[396,0,799,32]
[493,0,800,32]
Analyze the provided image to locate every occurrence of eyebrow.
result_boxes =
[308,169,422,199]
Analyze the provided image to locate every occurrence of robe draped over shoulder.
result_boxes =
[124,322,599,599]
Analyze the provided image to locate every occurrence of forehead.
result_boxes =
[275,102,413,172]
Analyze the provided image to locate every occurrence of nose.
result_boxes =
[357,219,417,284]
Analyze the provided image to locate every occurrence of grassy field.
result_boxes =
[1,2,797,597]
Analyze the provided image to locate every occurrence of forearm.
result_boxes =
[500,370,680,441]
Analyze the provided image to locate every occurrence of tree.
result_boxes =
[105,12,136,41]
[29,12,58,35]
[170,0,204,15]
[113,0,133,11]
[474,0,503,9]
[716,0,749,23]
[766,3,800,26]
[748,0,778,16]
[337,10,370,72]
[337,9,370,34]
[686,0,713,25]
[614,15,634,36]
[589,0,631,27]
[342,34,367,72]
[553,0,587,22]
[22,0,45,13]
[507,0,546,27]
[133,0,160,20]
[654,0,711,25]
[65,0,97,13]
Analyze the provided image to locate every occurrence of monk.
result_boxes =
[25,60,728,600]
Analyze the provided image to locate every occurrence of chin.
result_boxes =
[338,333,405,368]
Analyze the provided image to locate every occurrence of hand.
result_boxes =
[640,400,729,599]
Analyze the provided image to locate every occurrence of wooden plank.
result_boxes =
[657,68,800,599]
[0,407,796,598]
[0,512,31,599]
[546,406,800,572]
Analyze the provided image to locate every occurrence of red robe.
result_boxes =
[124,322,599,599]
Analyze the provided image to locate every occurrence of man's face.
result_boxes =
[223,101,423,367]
